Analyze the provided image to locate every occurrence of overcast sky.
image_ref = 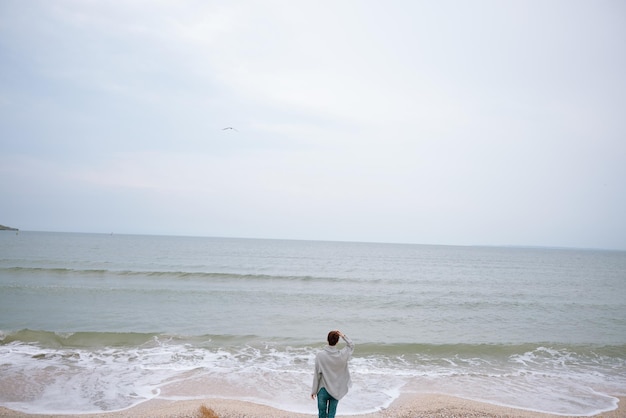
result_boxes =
[1,1,625,249]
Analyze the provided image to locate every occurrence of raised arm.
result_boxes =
[337,331,354,356]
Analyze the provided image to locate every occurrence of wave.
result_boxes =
[3,329,625,359]
[1,329,625,416]
[0,266,359,284]
[357,341,626,358]
[1,266,110,275]
[0,329,161,348]
[0,329,304,350]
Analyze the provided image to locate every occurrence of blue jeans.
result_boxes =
[317,387,338,418]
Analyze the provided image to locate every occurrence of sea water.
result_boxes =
[0,232,625,416]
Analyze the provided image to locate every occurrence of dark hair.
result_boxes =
[327,331,340,346]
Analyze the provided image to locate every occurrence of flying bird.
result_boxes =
[222,127,238,132]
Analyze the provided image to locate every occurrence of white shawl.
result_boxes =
[311,335,354,400]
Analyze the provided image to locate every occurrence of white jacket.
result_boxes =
[311,334,354,400]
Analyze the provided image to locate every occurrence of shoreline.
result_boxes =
[0,394,622,418]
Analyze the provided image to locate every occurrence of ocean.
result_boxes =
[1,231,625,416]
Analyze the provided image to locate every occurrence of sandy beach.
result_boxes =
[0,394,622,418]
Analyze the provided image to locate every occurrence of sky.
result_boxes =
[1,1,625,250]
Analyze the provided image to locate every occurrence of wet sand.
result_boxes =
[0,394,622,418]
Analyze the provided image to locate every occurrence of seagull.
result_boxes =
[222,127,238,132]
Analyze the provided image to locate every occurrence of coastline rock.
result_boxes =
[0,224,19,231]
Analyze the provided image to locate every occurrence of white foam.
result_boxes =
[1,341,624,416]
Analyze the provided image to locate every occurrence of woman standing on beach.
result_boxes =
[311,330,355,418]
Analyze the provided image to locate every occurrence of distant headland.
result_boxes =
[0,224,19,231]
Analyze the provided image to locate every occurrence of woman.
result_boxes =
[311,330,355,418]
